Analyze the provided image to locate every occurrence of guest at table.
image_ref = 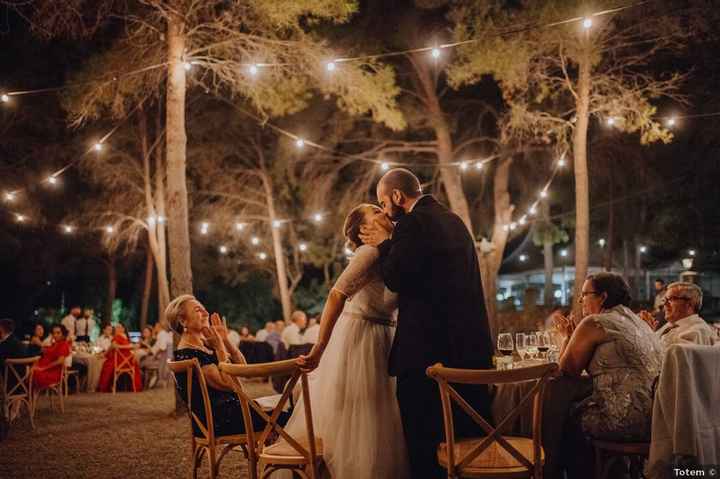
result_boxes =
[640,281,716,348]
[138,326,154,350]
[95,324,113,352]
[61,306,81,341]
[274,319,286,336]
[32,324,71,391]
[28,323,50,355]
[97,323,143,392]
[553,272,662,479]
[255,321,275,342]
[75,308,96,343]
[167,295,266,437]
[227,327,241,349]
[239,326,254,341]
[303,317,320,344]
[0,319,28,368]
[281,310,307,347]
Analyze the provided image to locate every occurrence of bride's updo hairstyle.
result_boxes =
[165,294,196,336]
[343,203,377,252]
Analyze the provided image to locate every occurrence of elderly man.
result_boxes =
[281,310,307,347]
[255,321,275,342]
[641,282,716,347]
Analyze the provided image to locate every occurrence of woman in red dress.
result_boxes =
[97,323,143,392]
[32,324,71,391]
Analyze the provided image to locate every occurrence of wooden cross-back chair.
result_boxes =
[427,362,558,479]
[168,358,252,479]
[112,344,137,394]
[2,356,40,429]
[33,363,67,415]
[220,359,324,479]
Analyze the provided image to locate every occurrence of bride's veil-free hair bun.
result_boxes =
[343,204,377,252]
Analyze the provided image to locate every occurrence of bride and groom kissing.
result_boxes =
[288,168,494,478]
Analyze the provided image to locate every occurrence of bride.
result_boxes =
[284,203,410,479]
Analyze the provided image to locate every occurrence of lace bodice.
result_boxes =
[333,245,398,323]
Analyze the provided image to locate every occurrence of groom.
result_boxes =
[360,168,494,479]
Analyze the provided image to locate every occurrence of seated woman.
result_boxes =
[138,326,154,350]
[32,324,71,391]
[97,323,143,392]
[166,295,269,437]
[554,272,663,478]
[239,326,254,341]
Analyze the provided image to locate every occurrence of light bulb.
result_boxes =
[475,162,484,170]
[431,47,441,59]
[4,191,16,202]
[666,117,676,127]
[459,161,469,171]
[16,214,26,223]
[235,222,246,231]
[258,252,268,260]
[295,138,305,148]
[519,216,527,225]
[529,205,538,216]
[539,190,548,199]
[1,94,9,103]
[251,236,260,245]
[639,245,647,253]
[147,215,157,225]
[582,18,593,29]
[183,62,192,71]
[299,243,308,252]
[598,238,606,247]
[105,225,114,233]
[63,225,74,234]
[519,254,528,262]
[272,220,282,229]
[313,213,324,223]
[560,249,568,257]
[326,61,336,72]
[558,157,567,167]
[200,222,209,235]
[47,176,58,185]
[219,245,228,254]
[380,162,390,171]
[94,142,103,152]
[248,64,259,76]
[606,117,616,126]
[689,249,696,257]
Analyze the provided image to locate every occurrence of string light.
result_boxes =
[4,192,16,202]
[93,142,104,152]
[105,225,114,234]
[380,162,390,172]
[582,18,593,29]
[598,238,606,247]
[666,117,676,127]
[258,252,268,260]
[147,215,157,225]
[475,162,484,171]
[295,138,305,148]
[183,62,192,71]
[528,205,538,216]
[519,215,527,226]
[272,220,282,229]
[430,47,441,59]
[326,61,336,72]
[47,175,59,185]
[299,242,308,252]
[560,249,568,257]
[251,236,260,245]
[15,214,26,223]
[62,225,75,234]
[509,222,518,231]
[459,161,469,171]
[519,254,528,262]
[200,222,209,235]
[248,64,259,76]
[606,117,616,126]
[558,156,567,167]
[1,94,9,103]
[539,189,548,199]
[312,213,324,223]
[689,249,696,257]
[639,245,647,253]
[219,245,228,254]
[157,215,166,224]
[235,222,246,231]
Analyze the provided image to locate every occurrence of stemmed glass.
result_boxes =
[537,331,550,361]
[515,333,528,361]
[496,333,514,370]
[526,333,539,360]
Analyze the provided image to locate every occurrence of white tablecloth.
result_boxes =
[72,352,105,392]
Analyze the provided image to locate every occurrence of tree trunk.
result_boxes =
[105,257,117,324]
[572,40,593,313]
[154,105,170,314]
[622,239,630,281]
[164,11,192,298]
[140,245,154,330]
[262,174,293,322]
[541,201,555,306]
[605,161,615,271]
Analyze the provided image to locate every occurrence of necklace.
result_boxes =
[179,335,211,354]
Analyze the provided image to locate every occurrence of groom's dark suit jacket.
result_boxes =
[378,195,494,377]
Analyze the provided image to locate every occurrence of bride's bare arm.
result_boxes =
[298,289,348,372]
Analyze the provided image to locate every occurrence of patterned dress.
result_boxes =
[575,305,663,441]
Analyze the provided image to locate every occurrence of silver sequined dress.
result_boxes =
[575,305,663,441]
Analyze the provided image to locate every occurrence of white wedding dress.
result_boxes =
[281,245,410,478]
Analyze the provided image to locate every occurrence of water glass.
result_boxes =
[515,333,527,361]
[526,333,539,360]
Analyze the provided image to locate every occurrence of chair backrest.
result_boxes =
[3,356,40,399]
[114,344,136,372]
[427,362,558,478]
[168,358,217,442]
[220,359,318,464]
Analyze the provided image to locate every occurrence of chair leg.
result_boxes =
[58,386,64,413]
[594,446,603,479]
[208,445,218,479]
[191,446,203,479]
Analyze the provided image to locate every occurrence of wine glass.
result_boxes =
[526,333,539,360]
[537,331,550,361]
[496,333,514,370]
[515,333,527,361]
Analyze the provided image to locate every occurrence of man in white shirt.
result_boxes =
[281,310,307,347]
[641,282,716,348]
[255,321,275,342]
[227,328,241,349]
[75,308,96,343]
[303,317,320,344]
[61,306,81,340]
[95,324,113,352]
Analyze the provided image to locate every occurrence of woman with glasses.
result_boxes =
[552,272,662,479]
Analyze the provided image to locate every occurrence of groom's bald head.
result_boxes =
[377,168,422,199]
[376,168,422,221]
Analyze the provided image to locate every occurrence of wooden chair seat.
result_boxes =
[593,439,649,455]
[195,433,249,447]
[261,437,324,462]
[438,437,545,477]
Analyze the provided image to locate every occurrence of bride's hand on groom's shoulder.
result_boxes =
[359,219,392,247]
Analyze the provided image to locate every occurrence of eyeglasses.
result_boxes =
[579,291,601,298]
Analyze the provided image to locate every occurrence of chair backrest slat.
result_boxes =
[4,356,40,398]
[427,362,558,477]
[168,358,216,442]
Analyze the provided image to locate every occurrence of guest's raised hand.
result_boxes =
[210,313,229,340]
[551,311,574,338]
[639,310,658,331]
